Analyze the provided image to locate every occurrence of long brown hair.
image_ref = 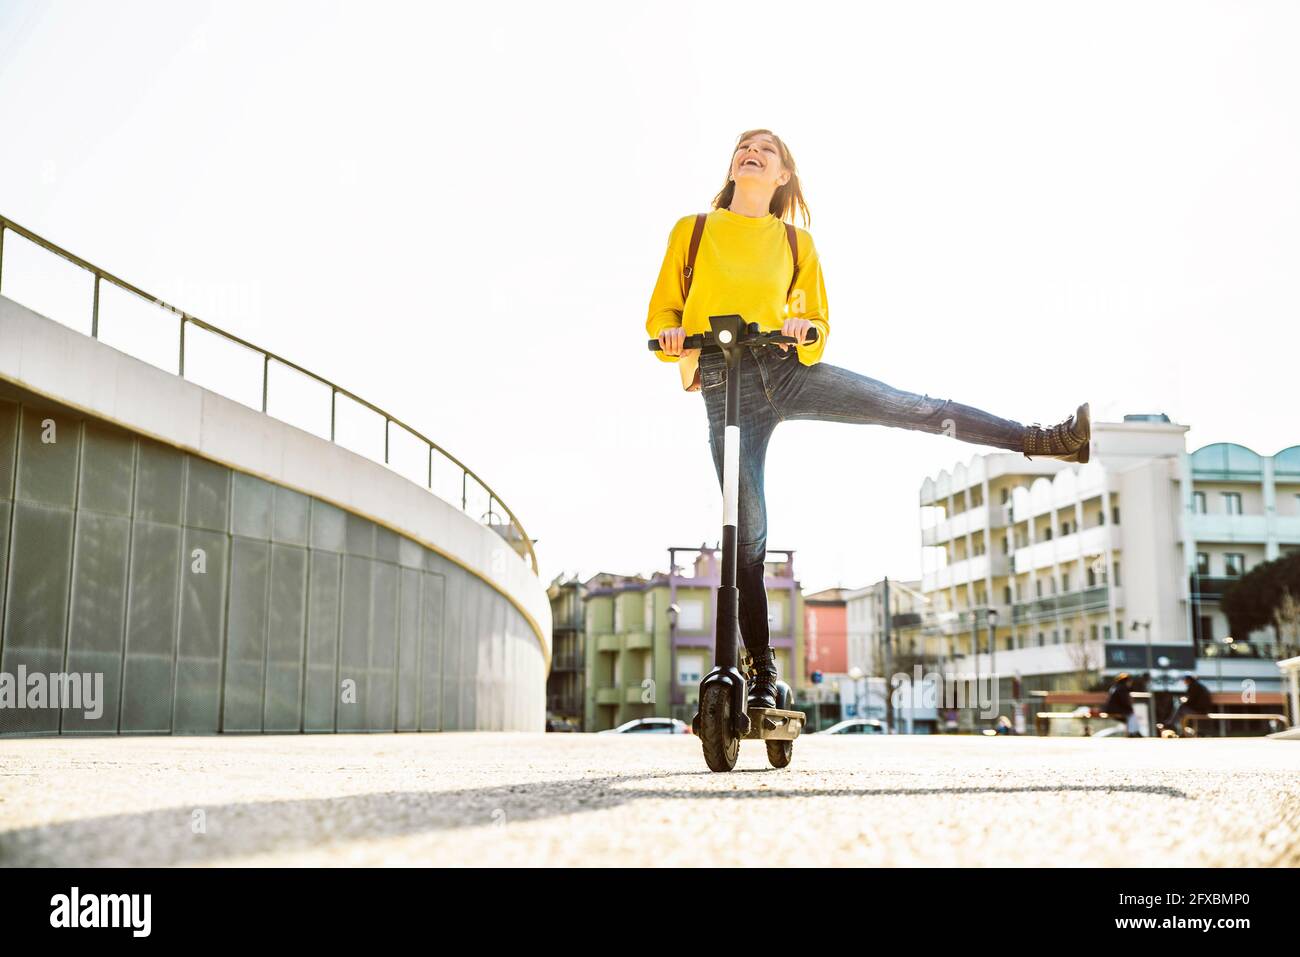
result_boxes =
[710,128,811,228]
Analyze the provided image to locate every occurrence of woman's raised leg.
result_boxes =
[772,356,1027,452]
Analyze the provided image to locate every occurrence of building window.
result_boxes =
[1193,491,1206,514]
[1222,492,1242,515]
[1112,505,1120,524]
[1003,585,1012,604]
[677,654,703,687]
[1224,553,1245,577]
[1099,509,1106,525]
[768,601,785,632]
[677,599,704,630]
[1196,552,1210,576]
[1037,632,1045,647]
[1062,570,1070,591]
[1035,579,1042,598]
[1103,624,1112,641]
[1113,561,1122,587]
[1044,526,1053,540]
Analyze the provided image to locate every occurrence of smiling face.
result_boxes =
[729,132,790,191]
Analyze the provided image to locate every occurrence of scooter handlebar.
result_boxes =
[647,327,819,352]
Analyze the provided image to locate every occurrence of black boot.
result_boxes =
[1023,402,1091,462]
[745,647,779,710]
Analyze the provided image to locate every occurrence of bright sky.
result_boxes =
[2,1,1298,593]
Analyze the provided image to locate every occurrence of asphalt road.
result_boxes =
[1,733,1297,867]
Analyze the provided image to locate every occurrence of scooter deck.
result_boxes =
[742,707,806,741]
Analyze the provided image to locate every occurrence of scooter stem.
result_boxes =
[709,314,747,671]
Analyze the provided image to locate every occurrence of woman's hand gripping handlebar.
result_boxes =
[648,322,819,355]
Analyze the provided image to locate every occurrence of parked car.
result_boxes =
[816,718,886,735]
[599,717,692,734]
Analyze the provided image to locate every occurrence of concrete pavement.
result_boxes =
[1,733,1297,867]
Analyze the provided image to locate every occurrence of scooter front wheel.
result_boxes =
[699,683,739,772]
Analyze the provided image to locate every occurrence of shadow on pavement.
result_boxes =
[0,772,1187,866]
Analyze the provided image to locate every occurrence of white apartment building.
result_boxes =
[845,578,926,677]
[916,413,1300,698]
[843,578,937,731]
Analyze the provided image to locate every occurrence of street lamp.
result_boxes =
[1217,635,1234,737]
[1131,619,1153,683]
[1156,655,1171,693]
[1216,634,1234,694]
[667,603,680,719]
[848,665,866,722]
[987,608,999,722]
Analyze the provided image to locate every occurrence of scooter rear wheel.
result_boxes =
[766,682,795,768]
[699,683,739,772]
[766,739,793,768]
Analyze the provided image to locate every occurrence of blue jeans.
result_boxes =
[699,345,1027,654]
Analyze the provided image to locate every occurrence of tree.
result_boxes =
[1065,636,1104,690]
[1272,588,1300,660]
[1221,552,1300,650]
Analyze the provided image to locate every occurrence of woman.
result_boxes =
[645,129,1090,711]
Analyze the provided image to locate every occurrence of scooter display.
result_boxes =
[648,314,815,771]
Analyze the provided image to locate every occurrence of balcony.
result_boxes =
[1011,524,1119,573]
[1276,515,1300,544]
[546,693,583,714]
[1188,514,1269,544]
[551,652,586,672]
[921,509,997,547]
[921,554,1010,591]
[1189,575,1239,603]
[1198,639,1298,661]
[594,687,621,705]
[1011,585,1112,624]
[625,631,654,651]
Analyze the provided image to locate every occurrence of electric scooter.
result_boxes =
[649,314,815,771]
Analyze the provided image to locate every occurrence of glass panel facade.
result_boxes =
[0,388,541,735]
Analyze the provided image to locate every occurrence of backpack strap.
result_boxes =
[784,222,799,299]
[683,212,707,299]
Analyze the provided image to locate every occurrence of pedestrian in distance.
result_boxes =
[1103,672,1141,737]
[1163,672,1214,737]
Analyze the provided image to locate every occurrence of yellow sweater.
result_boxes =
[646,207,829,389]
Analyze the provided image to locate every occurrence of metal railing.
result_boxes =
[0,214,537,573]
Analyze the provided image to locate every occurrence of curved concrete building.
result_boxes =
[0,247,549,735]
